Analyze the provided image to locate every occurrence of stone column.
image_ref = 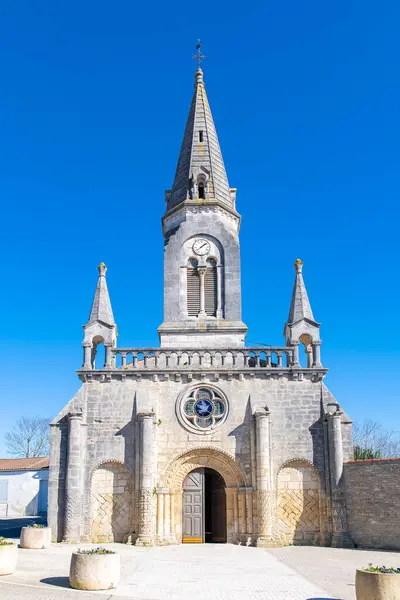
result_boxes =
[327,405,353,547]
[164,493,171,543]
[255,408,275,547]
[63,412,83,543]
[82,343,92,369]
[104,343,113,368]
[198,267,207,317]
[290,341,300,367]
[245,488,253,537]
[216,265,223,318]
[170,492,176,543]
[312,341,322,368]
[233,488,239,535]
[156,491,164,543]
[238,488,246,535]
[136,412,155,546]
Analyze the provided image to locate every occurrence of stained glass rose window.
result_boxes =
[177,386,228,433]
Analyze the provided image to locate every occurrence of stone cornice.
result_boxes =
[77,367,328,384]
[162,200,241,235]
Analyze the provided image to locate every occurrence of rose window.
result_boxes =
[178,387,228,433]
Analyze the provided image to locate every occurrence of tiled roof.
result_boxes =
[0,456,49,471]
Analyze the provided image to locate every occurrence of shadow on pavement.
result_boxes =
[41,577,71,589]
[0,516,47,538]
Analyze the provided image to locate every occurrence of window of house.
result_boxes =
[198,182,205,199]
[199,131,203,142]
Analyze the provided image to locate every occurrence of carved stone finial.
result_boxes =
[98,262,107,277]
[294,258,303,273]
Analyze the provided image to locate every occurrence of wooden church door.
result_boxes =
[182,468,204,543]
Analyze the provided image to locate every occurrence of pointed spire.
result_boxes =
[87,263,115,326]
[168,67,233,211]
[287,259,316,324]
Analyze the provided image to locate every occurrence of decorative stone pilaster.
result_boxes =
[135,412,155,546]
[254,408,276,547]
[326,404,354,548]
[63,412,83,543]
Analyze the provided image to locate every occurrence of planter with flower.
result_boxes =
[0,537,18,575]
[356,564,400,600]
[69,547,120,591]
[20,523,51,549]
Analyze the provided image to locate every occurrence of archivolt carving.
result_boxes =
[276,458,320,485]
[89,459,126,485]
[160,446,247,490]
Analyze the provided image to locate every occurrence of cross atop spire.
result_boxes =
[192,39,206,69]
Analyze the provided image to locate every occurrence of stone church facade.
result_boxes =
[48,66,354,548]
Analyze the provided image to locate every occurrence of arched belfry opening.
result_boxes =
[182,467,227,543]
[91,335,106,369]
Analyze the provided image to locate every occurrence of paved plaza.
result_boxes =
[0,542,399,600]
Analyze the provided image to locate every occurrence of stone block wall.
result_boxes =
[344,459,400,550]
[277,460,321,545]
[90,462,132,542]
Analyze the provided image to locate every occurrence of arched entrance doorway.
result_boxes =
[182,468,227,543]
[159,446,248,544]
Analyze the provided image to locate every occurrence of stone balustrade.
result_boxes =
[82,346,306,371]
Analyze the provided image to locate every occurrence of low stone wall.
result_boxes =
[344,459,400,550]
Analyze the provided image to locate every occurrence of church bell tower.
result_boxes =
[158,66,247,348]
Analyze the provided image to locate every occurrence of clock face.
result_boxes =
[192,239,210,256]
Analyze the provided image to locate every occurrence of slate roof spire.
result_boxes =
[167,66,233,211]
[287,259,315,324]
[87,262,115,326]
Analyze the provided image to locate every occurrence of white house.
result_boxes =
[0,457,49,517]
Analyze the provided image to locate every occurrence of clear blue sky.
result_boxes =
[0,1,399,454]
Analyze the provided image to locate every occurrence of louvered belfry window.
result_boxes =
[187,258,218,317]
[205,260,217,316]
[187,259,200,316]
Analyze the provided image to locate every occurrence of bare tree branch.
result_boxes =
[5,416,50,458]
[353,419,400,459]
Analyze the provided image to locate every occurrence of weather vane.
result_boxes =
[193,39,206,68]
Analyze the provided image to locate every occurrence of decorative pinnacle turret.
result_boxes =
[287,259,315,324]
[86,262,115,326]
